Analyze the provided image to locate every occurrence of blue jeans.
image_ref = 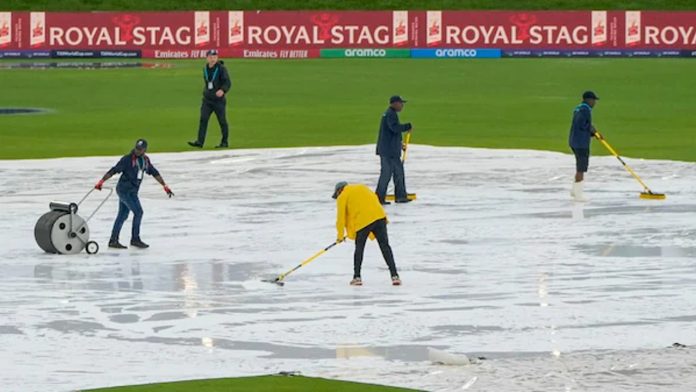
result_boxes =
[375,155,407,202]
[110,191,143,242]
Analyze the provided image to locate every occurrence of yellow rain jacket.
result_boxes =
[336,184,387,241]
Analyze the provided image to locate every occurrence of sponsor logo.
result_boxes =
[0,12,11,47]
[437,48,479,57]
[509,13,537,41]
[426,11,442,46]
[445,24,590,46]
[645,25,696,45]
[411,48,501,58]
[591,11,607,46]
[393,11,408,46]
[344,48,386,57]
[49,14,197,47]
[625,11,641,46]
[228,11,244,46]
[112,14,140,42]
[194,11,210,47]
[445,12,593,46]
[31,12,46,47]
[239,49,310,58]
[155,50,190,58]
[311,13,340,41]
[240,13,392,46]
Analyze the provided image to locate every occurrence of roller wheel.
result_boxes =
[35,211,67,254]
[86,241,99,255]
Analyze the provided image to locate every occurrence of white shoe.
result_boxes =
[572,181,588,202]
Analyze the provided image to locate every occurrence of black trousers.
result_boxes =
[354,218,398,279]
[197,99,229,145]
[375,155,407,202]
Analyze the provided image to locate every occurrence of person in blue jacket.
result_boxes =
[95,139,174,249]
[375,95,413,205]
[568,91,601,201]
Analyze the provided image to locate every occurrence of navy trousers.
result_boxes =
[197,99,229,145]
[375,155,407,202]
[110,191,143,242]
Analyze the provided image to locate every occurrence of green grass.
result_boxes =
[82,375,417,391]
[3,0,696,10]
[1,58,694,161]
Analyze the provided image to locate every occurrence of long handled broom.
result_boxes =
[595,131,666,200]
[385,131,417,202]
[263,241,340,286]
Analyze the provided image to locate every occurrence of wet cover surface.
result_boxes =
[0,146,695,391]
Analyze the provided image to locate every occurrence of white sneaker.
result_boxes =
[572,181,588,202]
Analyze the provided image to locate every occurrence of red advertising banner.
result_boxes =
[624,11,696,48]
[2,11,696,57]
[225,11,416,48]
[8,11,222,53]
[422,11,620,49]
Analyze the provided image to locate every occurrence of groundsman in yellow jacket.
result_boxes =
[335,184,386,241]
[332,182,401,286]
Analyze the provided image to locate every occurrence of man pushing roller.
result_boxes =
[95,139,174,249]
[333,182,401,286]
[569,91,601,202]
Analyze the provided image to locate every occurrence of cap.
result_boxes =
[206,49,219,56]
[332,181,348,199]
[135,139,148,151]
[582,91,599,100]
[390,95,407,104]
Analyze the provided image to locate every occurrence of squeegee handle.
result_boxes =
[402,131,412,164]
[595,132,652,193]
[275,241,341,282]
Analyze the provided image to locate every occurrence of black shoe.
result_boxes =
[108,240,127,249]
[130,239,149,249]
[380,201,391,205]
[395,199,412,204]
[188,141,203,148]
[215,143,228,149]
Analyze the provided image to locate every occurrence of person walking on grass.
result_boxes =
[569,91,601,202]
[188,49,232,149]
[375,95,413,205]
[333,182,401,286]
[95,139,174,249]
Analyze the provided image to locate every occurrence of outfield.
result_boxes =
[83,375,416,392]
[1,58,695,161]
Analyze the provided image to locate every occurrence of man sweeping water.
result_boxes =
[569,91,601,202]
[333,182,401,286]
[95,139,174,249]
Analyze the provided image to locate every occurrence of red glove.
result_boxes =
[164,185,174,198]
[95,179,105,190]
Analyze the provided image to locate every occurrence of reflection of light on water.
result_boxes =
[179,264,199,318]
[201,337,214,348]
[539,272,562,358]
[336,346,378,359]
